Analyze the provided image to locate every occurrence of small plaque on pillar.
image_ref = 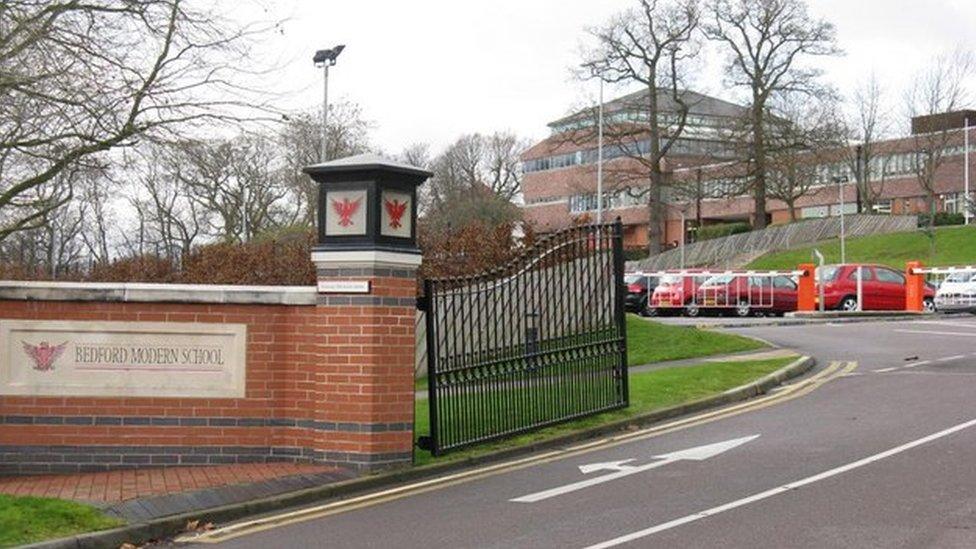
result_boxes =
[317,280,371,294]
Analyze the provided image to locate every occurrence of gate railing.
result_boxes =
[417,221,628,455]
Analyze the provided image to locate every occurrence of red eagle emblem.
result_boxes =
[331,197,362,227]
[384,199,408,229]
[22,341,68,372]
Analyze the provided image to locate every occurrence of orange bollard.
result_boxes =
[797,263,816,312]
[905,260,924,312]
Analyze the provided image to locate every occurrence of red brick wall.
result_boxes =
[0,273,417,474]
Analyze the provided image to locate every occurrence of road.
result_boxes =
[189,317,976,548]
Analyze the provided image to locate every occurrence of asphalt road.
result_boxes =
[193,317,976,549]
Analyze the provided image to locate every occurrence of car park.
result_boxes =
[624,274,659,315]
[815,263,936,312]
[935,271,976,313]
[696,274,799,317]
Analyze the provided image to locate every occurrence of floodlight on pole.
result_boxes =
[314,45,346,163]
[966,116,971,225]
[833,176,848,264]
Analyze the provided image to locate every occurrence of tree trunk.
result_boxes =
[751,101,768,230]
[646,80,663,255]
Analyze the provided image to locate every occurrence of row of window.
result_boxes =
[567,190,646,213]
[524,138,737,173]
[549,111,731,135]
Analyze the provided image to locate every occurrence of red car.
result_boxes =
[696,274,799,317]
[816,264,936,312]
[649,271,711,317]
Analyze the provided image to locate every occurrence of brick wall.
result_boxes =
[0,271,417,475]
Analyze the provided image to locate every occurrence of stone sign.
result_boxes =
[0,320,246,398]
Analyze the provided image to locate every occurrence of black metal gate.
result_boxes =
[417,221,628,455]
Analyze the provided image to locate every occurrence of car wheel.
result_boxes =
[735,300,751,318]
[642,306,658,317]
[923,297,936,313]
[838,296,859,312]
[684,302,700,317]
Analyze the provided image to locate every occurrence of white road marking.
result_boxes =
[895,329,976,337]
[936,355,965,362]
[874,360,931,373]
[910,320,976,330]
[584,418,976,549]
[873,367,898,373]
[511,436,759,504]
[903,360,932,369]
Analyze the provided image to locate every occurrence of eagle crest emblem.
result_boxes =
[22,341,68,372]
[331,197,362,227]
[384,199,408,229]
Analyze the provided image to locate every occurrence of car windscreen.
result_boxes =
[703,274,735,286]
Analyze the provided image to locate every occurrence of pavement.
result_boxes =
[0,463,353,523]
[182,316,976,548]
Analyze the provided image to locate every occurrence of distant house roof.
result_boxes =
[547,88,751,130]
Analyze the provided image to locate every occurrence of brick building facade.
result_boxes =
[522,89,976,250]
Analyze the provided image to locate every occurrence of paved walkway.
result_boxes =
[0,463,354,522]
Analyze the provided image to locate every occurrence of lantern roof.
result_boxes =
[304,153,432,179]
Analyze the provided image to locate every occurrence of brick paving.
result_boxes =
[0,463,337,503]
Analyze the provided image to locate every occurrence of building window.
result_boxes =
[872,200,892,214]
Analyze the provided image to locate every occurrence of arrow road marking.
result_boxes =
[510,435,759,504]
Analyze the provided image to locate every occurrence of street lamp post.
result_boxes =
[966,116,971,225]
[833,176,847,264]
[313,45,346,163]
[678,210,686,269]
[597,78,604,225]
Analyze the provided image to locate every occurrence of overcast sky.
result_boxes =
[245,0,976,155]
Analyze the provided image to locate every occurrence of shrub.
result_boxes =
[623,248,650,262]
[696,222,752,241]
[917,212,965,227]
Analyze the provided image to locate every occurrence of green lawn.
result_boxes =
[625,314,764,366]
[413,356,793,466]
[747,225,976,271]
[0,494,123,547]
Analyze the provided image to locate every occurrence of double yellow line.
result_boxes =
[186,358,856,544]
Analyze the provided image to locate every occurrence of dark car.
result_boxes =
[625,274,659,314]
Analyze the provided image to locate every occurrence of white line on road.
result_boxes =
[910,320,976,330]
[894,329,976,337]
[583,418,976,549]
[936,355,965,362]
[874,360,931,373]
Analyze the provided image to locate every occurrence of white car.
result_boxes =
[935,271,976,313]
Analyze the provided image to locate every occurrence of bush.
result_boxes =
[918,212,965,228]
[696,222,752,241]
[623,248,650,262]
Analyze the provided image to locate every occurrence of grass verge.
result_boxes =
[625,314,764,366]
[415,316,765,390]
[0,494,123,547]
[413,356,794,466]
[747,225,976,271]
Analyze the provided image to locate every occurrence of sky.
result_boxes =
[238,0,976,155]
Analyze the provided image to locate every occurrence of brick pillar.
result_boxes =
[313,251,420,471]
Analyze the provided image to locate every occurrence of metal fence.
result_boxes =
[417,221,628,455]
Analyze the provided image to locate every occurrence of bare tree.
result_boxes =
[428,132,528,206]
[580,0,700,254]
[845,74,892,212]
[279,103,373,227]
[906,49,975,232]
[766,92,845,221]
[0,0,278,242]
[704,0,840,229]
[175,136,292,243]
